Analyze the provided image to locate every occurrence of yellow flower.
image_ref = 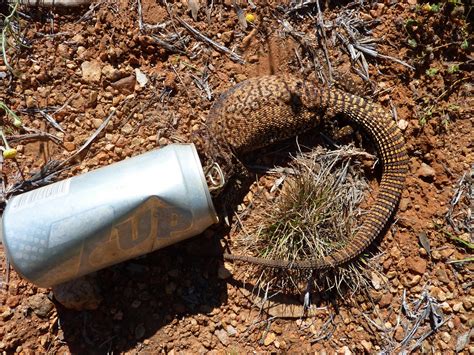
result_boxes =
[3,148,17,159]
[421,3,432,12]
[245,13,255,23]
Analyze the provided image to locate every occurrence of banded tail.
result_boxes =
[219,77,408,270]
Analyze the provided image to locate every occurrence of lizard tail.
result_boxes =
[223,89,408,270]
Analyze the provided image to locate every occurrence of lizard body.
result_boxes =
[200,75,408,270]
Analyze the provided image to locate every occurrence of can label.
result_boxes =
[9,179,71,211]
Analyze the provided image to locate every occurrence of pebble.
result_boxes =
[92,118,103,129]
[361,340,372,352]
[111,75,136,94]
[121,123,133,134]
[406,256,427,275]
[226,325,237,336]
[430,286,447,302]
[407,275,421,287]
[451,302,463,312]
[215,329,229,346]
[52,275,102,311]
[371,272,383,290]
[102,64,121,81]
[135,68,148,87]
[394,326,405,341]
[399,198,410,212]
[263,332,276,346]
[435,268,450,284]
[0,306,13,321]
[27,293,54,317]
[81,60,102,83]
[379,293,393,308]
[397,119,409,130]
[63,142,76,152]
[417,163,436,179]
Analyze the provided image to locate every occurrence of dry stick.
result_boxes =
[8,131,62,144]
[176,17,245,64]
[39,109,65,133]
[279,19,326,83]
[315,0,333,83]
[12,0,91,6]
[150,35,187,55]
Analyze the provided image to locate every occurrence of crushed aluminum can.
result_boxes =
[2,143,218,287]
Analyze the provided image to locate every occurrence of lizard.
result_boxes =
[196,74,408,270]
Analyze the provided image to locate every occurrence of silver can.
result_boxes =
[2,144,218,287]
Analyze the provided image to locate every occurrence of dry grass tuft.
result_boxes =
[235,145,378,297]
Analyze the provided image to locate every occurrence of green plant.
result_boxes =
[460,39,468,50]
[447,64,460,74]
[425,67,439,76]
[407,39,418,48]
[0,127,17,159]
[0,101,22,127]
[1,0,22,74]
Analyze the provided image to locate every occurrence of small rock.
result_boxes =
[220,31,234,44]
[25,96,35,108]
[399,198,410,212]
[215,329,229,346]
[379,293,393,308]
[431,250,442,260]
[463,297,472,311]
[406,256,427,275]
[371,272,383,290]
[263,332,276,346]
[111,75,135,94]
[417,163,436,179]
[27,293,54,317]
[63,142,76,152]
[430,286,447,302]
[435,268,450,284]
[452,302,464,312]
[81,60,102,83]
[338,345,352,355]
[6,295,20,307]
[102,64,121,81]
[135,68,148,87]
[361,340,372,352]
[235,73,247,83]
[226,325,237,336]
[407,275,421,287]
[91,118,103,129]
[121,123,133,134]
[397,119,409,131]
[440,248,455,259]
[394,326,405,342]
[52,275,102,311]
[0,306,13,321]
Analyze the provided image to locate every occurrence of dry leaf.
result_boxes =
[188,0,201,21]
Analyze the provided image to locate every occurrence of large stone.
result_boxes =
[52,275,102,311]
[81,61,102,83]
[406,256,427,275]
[417,163,436,179]
[27,293,54,317]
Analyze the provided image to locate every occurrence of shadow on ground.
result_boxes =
[55,233,227,353]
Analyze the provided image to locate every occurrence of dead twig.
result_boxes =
[176,17,245,64]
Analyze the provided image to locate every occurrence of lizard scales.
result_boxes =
[205,75,408,270]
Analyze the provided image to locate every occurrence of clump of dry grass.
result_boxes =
[235,145,379,296]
